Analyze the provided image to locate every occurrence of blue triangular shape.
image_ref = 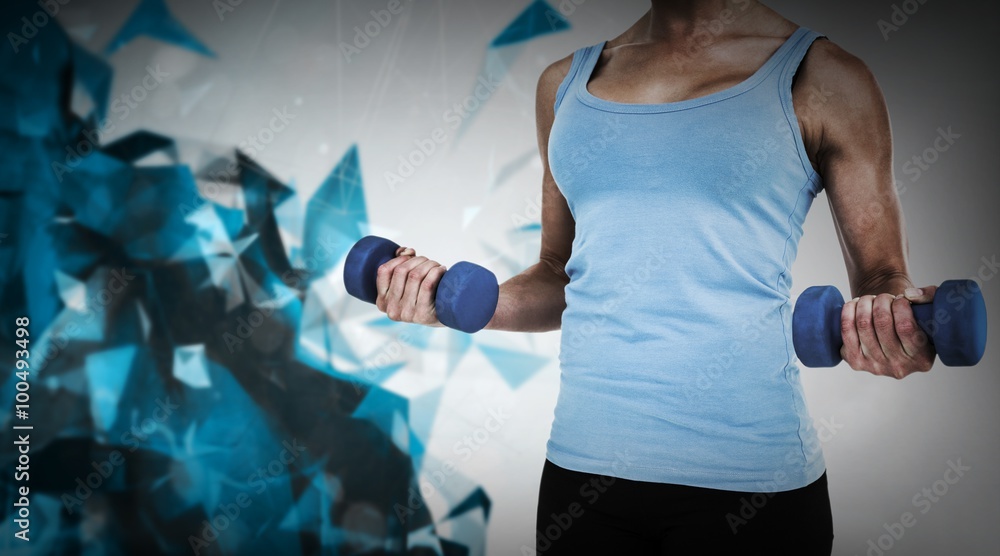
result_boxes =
[105,0,215,57]
[84,345,139,433]
[446,486,492,521]
[103,130,177,163]
[477,344,550,389]
[302,144,367,280]
[491,0,570,48]
[351,386,409,449]
[70,43,112,121]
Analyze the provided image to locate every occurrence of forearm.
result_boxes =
[851,270,916,299]
[483,262,568,332]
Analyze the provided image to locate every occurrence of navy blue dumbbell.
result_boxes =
[793,279,987,367]
[343,236,499,334]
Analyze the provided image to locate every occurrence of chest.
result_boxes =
[585,42,822,172]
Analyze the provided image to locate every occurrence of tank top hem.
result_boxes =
[545,445,828,493]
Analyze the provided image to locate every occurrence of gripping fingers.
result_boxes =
[398,259,443,321]
[891,295,933,373]
[376,254,413,312]
[842,293,932,379]
[840,297,862,369]
[415,265,447,325]
[872,293,906,364]
[854,294,886,365]
[385,256,429,320]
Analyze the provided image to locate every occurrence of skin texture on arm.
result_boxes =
[796,39,936,377]
[372,56,576,333]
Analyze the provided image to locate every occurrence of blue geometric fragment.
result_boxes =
[441,537,473,556]
[103,130,177,164]
[302,294,362,367]
[0,6,489,553]
[84,345,138,434]
[491,0,570,48]
[121,166,201,260]
[47,222,110,280]
[213,203,246,241]
[273,188,304,260]
[446,486,492,521]
[407,387,445,472]
[351,386,410,453]
[351,386,406,431]
[237,151,296,233]
[357,361,406,387]
[366,315,436,350]
[23,221,62,333]
[477,343,551,389]
[302,144,368,280]
[0,0,74,138]
[69,43,112,121]
[105,0,215,57]
[172,344,212,388]
[458,0,570,143]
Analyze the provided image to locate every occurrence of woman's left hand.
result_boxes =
[839,286,938,378]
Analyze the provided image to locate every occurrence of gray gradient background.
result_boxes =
[57,0,999,554]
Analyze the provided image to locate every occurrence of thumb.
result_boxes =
[902,285,936,304]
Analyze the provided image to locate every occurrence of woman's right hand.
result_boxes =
[374,246,447,327]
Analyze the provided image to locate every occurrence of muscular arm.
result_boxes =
[374,57,575,332]
[484,57,575,332]
[797,40,935,377]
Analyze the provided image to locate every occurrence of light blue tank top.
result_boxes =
[546,27,827,491]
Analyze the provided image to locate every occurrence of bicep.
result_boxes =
[807,43,910,295]
[535,58,575,280]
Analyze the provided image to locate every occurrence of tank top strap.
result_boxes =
[773,27,827,180]
[553,42,603,114]
[776,27,827,95]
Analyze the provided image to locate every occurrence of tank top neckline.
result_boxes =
[576,26,811,114]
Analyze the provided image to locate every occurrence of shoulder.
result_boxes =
[794,37,890,164]
[795,37,887,125]
[801,38,882,95]
[537,52,575,99]
[536,51,579,124]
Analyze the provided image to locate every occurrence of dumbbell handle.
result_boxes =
[823,300,937,347]
[343,236,498,333]
[794,280,987,367]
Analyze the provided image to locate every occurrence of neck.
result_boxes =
[642,0,760,41]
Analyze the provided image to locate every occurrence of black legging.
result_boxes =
[534,459,833,555]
